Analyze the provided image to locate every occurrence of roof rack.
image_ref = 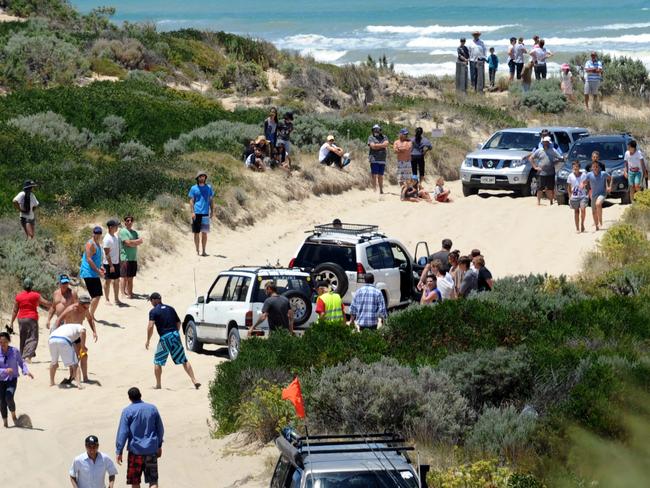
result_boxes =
[313,223,379,236]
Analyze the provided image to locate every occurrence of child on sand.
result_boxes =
[560,63,574,101]
[433,177,452,202]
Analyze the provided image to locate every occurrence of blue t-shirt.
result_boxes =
[586,171,609,197]
[188,184,214,215]
[149,304,180,336]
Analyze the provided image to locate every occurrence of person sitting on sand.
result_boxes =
[433,177,451,202]
[146,293,200,390]
[412,176,433,202]
[55,295,98,385]
[269,145,291,173]
[319,135,350,168]
[420,275,441,305]
[400,178,421,202]
[245,147,266,172]
[0,331,34,428]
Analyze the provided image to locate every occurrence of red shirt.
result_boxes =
[15,290,41,320]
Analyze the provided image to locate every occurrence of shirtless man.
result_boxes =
[46,274,78,330]
[54,295,98,383]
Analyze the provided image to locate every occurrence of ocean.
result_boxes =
[73,0,650,76]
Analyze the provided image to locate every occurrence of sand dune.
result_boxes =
[4,180,625,487]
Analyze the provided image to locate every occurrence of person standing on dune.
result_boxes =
[9,277,50,363]
[119,215,143,299]
[368,124,389,194]
[188,171,214,257]
[0,331,34,428]
[80,226,105,320]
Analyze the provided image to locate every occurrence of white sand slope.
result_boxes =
[4,181,625,487]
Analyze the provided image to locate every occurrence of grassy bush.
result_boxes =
[437,347,533,411]
[466,406,537,461]
[428,459,514,488]
[521,90,567,114]
[308,357,470,444]
[598,223,650,266]
[163,120,259,156]
[89,57,127,78]
[7,111,90,148]
[90,38,147,70]
[569,53,649,96]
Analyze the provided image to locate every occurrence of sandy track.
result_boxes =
[5,180,625,487]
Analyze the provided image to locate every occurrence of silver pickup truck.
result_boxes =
[460,127,589,197]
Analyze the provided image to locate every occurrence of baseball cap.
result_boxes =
[22,179,37,190]
[85,435,99,445]
[149,292,161,300]
[372,124,381,131]
[92,226,102,235]
[106,219,119,227]
[542,136,552,142]
[326,135,335,141]
[59,274,70,284]
[79,294,91,304]
[399,128,409,135]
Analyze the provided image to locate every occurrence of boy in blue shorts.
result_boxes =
[624,140,647,202]
[145,293,200,390]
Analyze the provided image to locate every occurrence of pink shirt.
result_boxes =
[393,139,412,161]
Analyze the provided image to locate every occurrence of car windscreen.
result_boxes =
[483,131,539,151]
[294,243,357,271]
[305,470,419,488]
[569,141,626,162]
[253,276,313,303]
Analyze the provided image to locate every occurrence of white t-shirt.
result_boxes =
[567,172,587,200]
[12,191,39,220]
[50,323,84,341]
[625,150,645,172]
[319,142,338,162]
[437,273,455,300]
[69,452,118,488]
[102,233,121,264]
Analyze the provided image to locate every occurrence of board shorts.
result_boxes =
[103,263,121,280]
[191,214,208,234]
[537,174,555,191]
[508,59,516,75]
[48,336,78,367]
[628,170,642,186]
[396,160,412,185]
[569,197,588,210]
[83,278,103,298]
[127,452,159,485]
[120,260,138,278]
[200,215,210,233]
[584,80,600,95]
[370,161,386,176]
[154,330,187,366]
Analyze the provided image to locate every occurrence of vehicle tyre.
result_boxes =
[556,193,567,206]
[185,319,203,353]
[282,290,312,326]
[227,326,241,361]
[462,184,478,197]
[621,192,631,205]
[313,262,349,297]
[520,174,537,197]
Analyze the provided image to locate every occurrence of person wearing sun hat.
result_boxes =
[319,134,349,168]
[188,170,214,257]
[468,30,487,92]
[70,435,118,488]
[393,128,413,185]
[80,226,105,320]
[12,179,39,239]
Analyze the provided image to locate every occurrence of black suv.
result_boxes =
[555,134,635,205]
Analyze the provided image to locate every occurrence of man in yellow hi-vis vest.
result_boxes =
[315,280,345,324]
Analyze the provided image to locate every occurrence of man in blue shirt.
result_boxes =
[349,274,387,330]
[584,158,612,231]
[187,170,214,256]
[115,387,164,488]
[146,293,200,390]
[584,51,603,110]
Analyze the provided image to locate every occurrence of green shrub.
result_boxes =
[466,406,537,461]
[569,53,649,96]
[90,38,147,70]
[2,32,89,87]
[598,223,650,266]
[428,459,514,488]
[521,90,567,114]
[7,111,90,148]
[163,120,260,156]
[437,347,533,410]
[309,357,470,444]
[236,380,298,443]
[507,473,545,488]
[89,57,127,78]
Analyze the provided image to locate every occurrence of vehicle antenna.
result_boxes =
[193,268,197,298]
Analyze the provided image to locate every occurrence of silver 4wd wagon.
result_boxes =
[182,266,317,360]
[271,429,429,488]
[460,126,589,197]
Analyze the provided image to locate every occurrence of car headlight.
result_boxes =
[612,168,624,177]
[558,169,570,179]
[464,157,473,167]
[510,159,523,168]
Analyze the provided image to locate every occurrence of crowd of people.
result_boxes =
[455,31,604,109]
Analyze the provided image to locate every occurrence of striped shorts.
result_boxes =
[154,331,187,366]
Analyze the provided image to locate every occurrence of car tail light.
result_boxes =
[356,263,366,275]
[245,310,253,328]
[289,258,296,268]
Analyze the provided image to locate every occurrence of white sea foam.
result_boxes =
[580,22,650,32]
[276,34,394,51]
[300,48,347,63]
[429,49,457,56]
[393,62,458,77]
[365,24,517,35]
[408,34,650,50]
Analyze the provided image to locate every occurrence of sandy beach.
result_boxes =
[3,180,625,487]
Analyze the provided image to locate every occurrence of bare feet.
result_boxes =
[2,418,7,428]
[154,385,161,390]
[105,301,113,306]
[194,383,201,390]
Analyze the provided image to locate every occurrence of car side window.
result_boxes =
[390,243,408,267]
[271,457,291,488]
[366,242,394,269]
[554,132,571,153]
[208,276,228,302]
[222,276,250,302]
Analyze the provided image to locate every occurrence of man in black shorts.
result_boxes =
[528,136,563,206]
[187,171,214,256]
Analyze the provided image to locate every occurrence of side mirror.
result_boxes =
[476,143,482,150]
[417,256,428,266]
[197,296,205,304]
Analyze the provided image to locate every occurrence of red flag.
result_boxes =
[282,377,306,418]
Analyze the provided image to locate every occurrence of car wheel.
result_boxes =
[185,320,203,353]
[282,290,312,326]
[556,193,567,206]
[462,184,478,197]
[313,262,349,297]
[227,327,241,361]
[621,192,631,205]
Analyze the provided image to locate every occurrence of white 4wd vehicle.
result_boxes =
[289,223,429,310]
[182,267,316,360]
